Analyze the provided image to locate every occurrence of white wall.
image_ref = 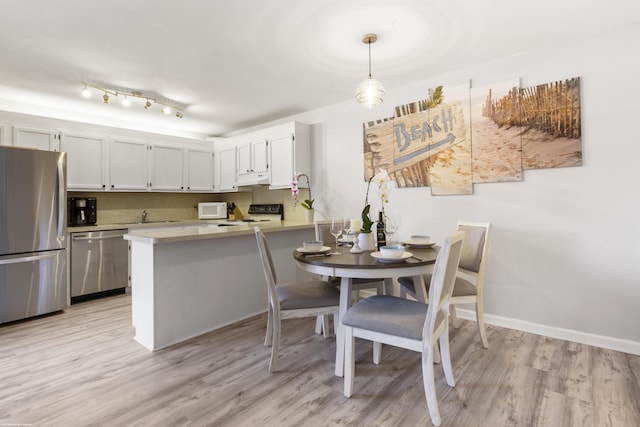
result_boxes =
[269,24,640,354]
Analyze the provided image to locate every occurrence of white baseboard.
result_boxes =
[454,308,640,356]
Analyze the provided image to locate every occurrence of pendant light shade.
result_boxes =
[355,33,385,108]
[356,77,385,108]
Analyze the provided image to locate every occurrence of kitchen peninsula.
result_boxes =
[124,221,314,351]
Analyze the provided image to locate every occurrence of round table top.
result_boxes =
[293,245,439,270]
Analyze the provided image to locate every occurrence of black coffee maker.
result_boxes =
[69,197,97,226]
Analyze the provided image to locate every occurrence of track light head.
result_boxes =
[103,92,110,103]
[144,100,152,109]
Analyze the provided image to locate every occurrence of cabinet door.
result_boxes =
[185,148,214,191]
[237,140,268,176]
[216,147,237,192]
[12,126,59,151]
[150,144,184,191]
[109,139,148,191]
[60,133,106,190]
[236,142,252,176]
[268,135,294,188]
[252,139,269,174]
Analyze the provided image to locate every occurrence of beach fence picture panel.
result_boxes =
[363,117,395,182]
[470,79,523,183]
[520,77,582,169]
[363,83,473,195]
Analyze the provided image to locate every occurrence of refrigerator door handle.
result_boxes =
[57,155,66,241]
[0,251,58,265]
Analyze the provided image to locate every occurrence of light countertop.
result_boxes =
[123,220,313,244]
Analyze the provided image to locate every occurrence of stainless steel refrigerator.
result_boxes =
[0,145,68,323]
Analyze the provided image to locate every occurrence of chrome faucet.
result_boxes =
[141,210,148,223]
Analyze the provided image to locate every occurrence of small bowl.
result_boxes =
[303,240,323,251]
[410,235,431,244]
[379,245,405,258]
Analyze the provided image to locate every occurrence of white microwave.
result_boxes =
[198,202,227,220]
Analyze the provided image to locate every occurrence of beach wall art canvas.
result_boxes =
[363,82,473,195]
[361,75,582,195]
[520,77,582,169]
[470,78,523,183]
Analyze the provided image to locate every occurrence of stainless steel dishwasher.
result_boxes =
[70,229,128,301]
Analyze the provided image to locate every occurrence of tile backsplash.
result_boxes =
[69,187,308,224]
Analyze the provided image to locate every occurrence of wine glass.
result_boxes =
[330,218,344,253]
[385,215,401,244]
[342,217,352,246]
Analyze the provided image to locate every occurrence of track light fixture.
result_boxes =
[355,33,385,108]
[81,82,184,118]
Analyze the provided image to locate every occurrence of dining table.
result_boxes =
[293,243,439,377]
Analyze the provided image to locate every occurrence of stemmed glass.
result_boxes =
[385,215,401,244]
[330,218,344,253]
[342,217,351,246]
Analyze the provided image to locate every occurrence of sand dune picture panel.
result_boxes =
[470,78,523,183]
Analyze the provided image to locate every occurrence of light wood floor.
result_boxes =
[1,294,639,426]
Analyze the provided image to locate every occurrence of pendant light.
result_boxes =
[355,33,385,108]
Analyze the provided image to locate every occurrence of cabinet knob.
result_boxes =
[102,184,106,189]
[111,185,115,189]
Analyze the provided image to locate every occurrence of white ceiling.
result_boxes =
[0,0,637,139]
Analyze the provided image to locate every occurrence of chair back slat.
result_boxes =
[423,230,465,340]
[314,220,332,242]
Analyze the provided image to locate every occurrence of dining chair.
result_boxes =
[342,230,465,427]
[313,220,384,334]
[254,227,340,372]
[398,221,492,348]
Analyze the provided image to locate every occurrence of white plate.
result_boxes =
[297,245,332,254]
[403,240,437,248]
[370,251,413,263]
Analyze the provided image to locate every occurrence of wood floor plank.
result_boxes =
[1,294,639,426]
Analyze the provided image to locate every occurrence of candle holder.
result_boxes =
[350,235,363,253]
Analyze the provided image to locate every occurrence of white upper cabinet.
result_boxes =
[12,125,59,151]
[268,122,310,189]
[149,144,184,191]
[60,133,106,191]
[214,145,237,192]
[236,138,269,185]
[109,139,149,191]
[185,147,214,192]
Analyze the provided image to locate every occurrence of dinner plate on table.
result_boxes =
[370,251,413,263]
[403,240,437,248]
[296,246,332,254]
